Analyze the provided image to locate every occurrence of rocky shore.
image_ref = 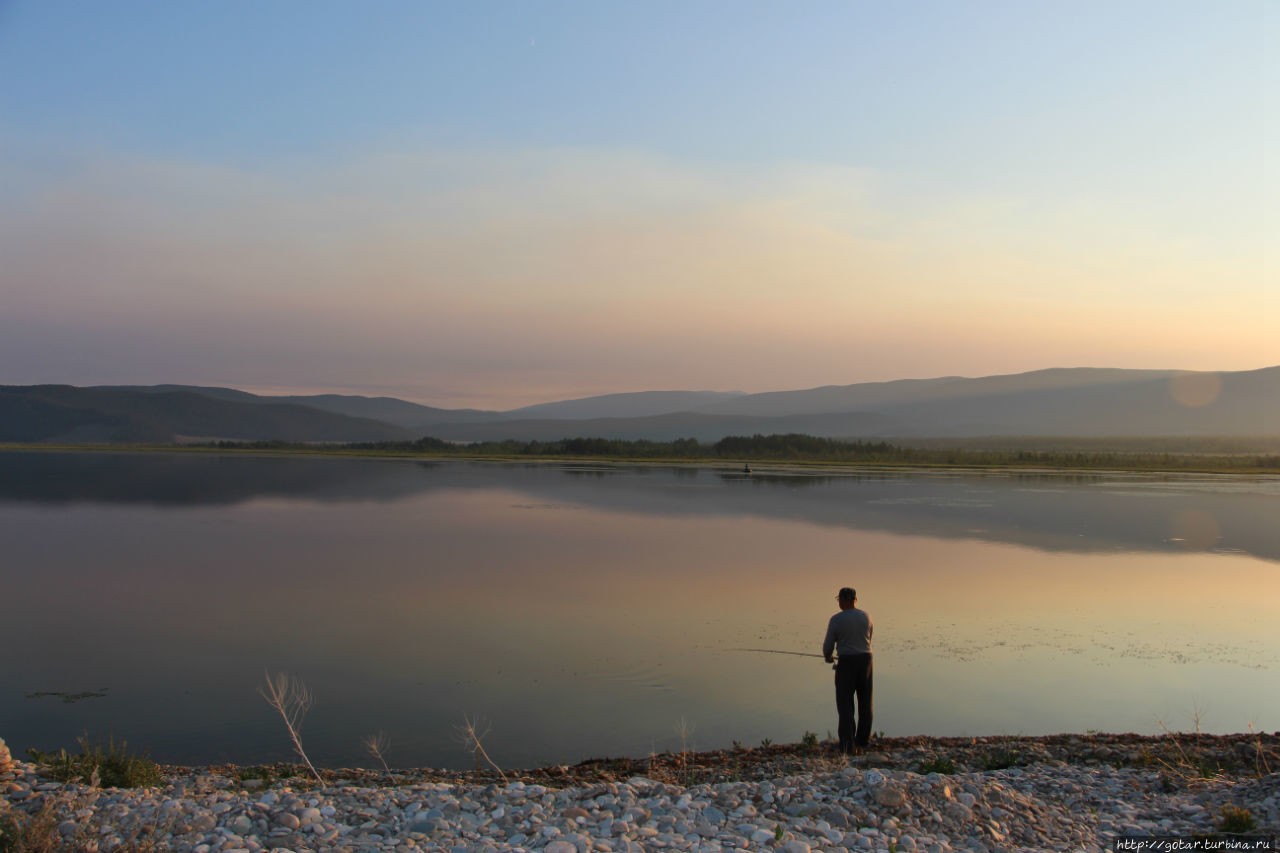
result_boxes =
[3,733,1277,852]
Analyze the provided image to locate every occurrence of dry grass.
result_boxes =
[258,670,323,787]
[0,798,62,853]
[362,731,391,773]
[455,716,507,783]
[0,792,176,853]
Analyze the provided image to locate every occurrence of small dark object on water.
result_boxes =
[26,689,110,704]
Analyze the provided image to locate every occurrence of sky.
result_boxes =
[1,1,1275,410]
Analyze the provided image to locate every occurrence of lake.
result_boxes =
[2,451,1276,771]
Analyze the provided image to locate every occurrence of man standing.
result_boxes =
[823,587,873,755]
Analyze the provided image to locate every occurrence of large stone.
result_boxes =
[874,785,907,808]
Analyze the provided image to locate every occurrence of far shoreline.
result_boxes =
[3,442,1279,476]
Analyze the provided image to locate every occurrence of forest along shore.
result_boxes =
[2,732,1277,852]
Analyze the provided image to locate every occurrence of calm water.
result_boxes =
[2,451,1277,770]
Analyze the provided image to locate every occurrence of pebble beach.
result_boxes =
[3,733,1277,853]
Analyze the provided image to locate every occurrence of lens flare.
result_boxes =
[1168,371,1222,408]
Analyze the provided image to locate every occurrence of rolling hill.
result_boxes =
[4,366,1275,444]
[0,386,413,444]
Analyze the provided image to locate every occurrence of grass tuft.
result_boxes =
[980,747,1022,771]
[27,734,161,789]
[1217,805,1255,834]
[918,756,957,774]
[0,799,61,853]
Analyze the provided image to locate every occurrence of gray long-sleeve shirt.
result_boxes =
[823,607,873,659]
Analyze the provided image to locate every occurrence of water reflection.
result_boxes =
[2,452,1276,562]
[1,452,1276,769]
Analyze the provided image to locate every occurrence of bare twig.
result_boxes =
[259,670,323,786]
[675,717,695,783]
[1248,723,1274,777]
[1154,717,1227,788]
[455,715,507,783]
[362,731,391,772]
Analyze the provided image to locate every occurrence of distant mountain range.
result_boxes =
[1,366,1276,444]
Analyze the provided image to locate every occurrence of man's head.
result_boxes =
[837,587,857,609]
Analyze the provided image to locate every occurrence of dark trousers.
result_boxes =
[834,654,873,753]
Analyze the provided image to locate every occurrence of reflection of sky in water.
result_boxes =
[1,454,1276,769]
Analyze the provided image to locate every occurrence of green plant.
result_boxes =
[1217,805,1255,834]
[917,756,956,774]
[259,671,324,786]
[801,731,818,748]
[760,738,772,747]
[774,824,783,841]
[981,748,1021,770]
[233,764,310,786]
[28,734,161,788]
[235,766,274,785]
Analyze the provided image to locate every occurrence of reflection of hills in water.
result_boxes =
[0,451,440,506]
[1,451,1276,562]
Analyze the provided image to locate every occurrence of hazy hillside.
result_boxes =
[101,384,499,429]
[505,390,747,421]
[1,386,413,443]
[411,367,1277,442]
[8,366,1276,445]
[688,368,1185,417]
[846,367,1278,437]
[413,410,898,443]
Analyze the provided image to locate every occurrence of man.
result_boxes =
[822,586,873,755]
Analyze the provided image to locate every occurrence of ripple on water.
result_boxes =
[590,663,674,693]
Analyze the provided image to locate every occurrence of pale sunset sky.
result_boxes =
[1,2,1274,409]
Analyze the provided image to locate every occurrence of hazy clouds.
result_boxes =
[1,144,1271,408]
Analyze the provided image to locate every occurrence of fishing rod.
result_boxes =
[729,647,826,659]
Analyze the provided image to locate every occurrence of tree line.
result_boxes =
[207,433,1280,472]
